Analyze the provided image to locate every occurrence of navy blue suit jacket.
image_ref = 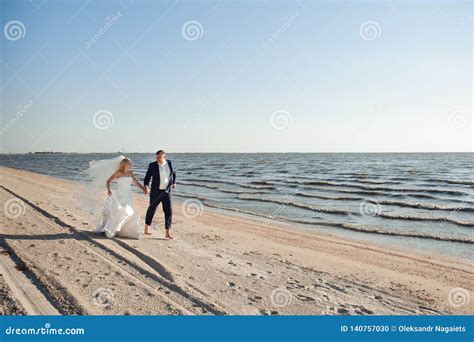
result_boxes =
[143,160,176,194]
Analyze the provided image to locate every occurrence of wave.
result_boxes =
[377,213,474,227]
[238,195,474,227]
[184,178,237,186]
[174,193,209,202]
[424,178,474,186]
[249,181,276,186]
[179,181,264,195]
[195,202,473,244]
[240,184,277,190]
[219,188,263,195]
[182,178,276,191]
[288,180,469,197]
[237,195,355,216]
[296,191,358,201]
[352,179,403,186]
[296,185,472,204]
[179,181,220,190]
[377,200,474,212]
[296,192,474,212]
[310,221,474,244]
[232,171,261,177]
[239,195,350,215]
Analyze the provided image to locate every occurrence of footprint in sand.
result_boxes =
[286,278,307,290]
[259,309,279,316]
[327,283,347,293]
[337,308,350,315]
[295,294,315,302]
[248,295,263,302]
[313,283,330,291]
[354,307,374,315]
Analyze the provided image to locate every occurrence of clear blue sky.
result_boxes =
[0,0,472,153]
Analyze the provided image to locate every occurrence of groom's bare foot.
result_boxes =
[165,229,173,239]
[144,226,152,235]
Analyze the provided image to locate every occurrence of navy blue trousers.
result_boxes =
[145,190,172,229]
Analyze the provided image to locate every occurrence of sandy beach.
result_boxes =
[0,166,472,315]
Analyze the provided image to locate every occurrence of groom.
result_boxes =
[143,150,176,238]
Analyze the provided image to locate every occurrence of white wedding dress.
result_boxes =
[95,176,143,239]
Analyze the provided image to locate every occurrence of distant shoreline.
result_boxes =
[1,151,472,155]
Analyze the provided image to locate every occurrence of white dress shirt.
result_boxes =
[158,161,171,190]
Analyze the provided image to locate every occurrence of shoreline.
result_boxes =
[2,161,472,261]
[171,194,474,261]
[1,166,473,315]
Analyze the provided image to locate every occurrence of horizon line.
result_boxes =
[1,151,473,155]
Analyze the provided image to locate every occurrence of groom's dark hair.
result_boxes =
[156,150,165,155]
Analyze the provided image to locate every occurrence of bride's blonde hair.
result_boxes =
[118,158,132,172]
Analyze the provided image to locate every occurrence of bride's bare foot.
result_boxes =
[165,229,173,239]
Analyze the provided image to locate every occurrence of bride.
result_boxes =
[80,156,146,239]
